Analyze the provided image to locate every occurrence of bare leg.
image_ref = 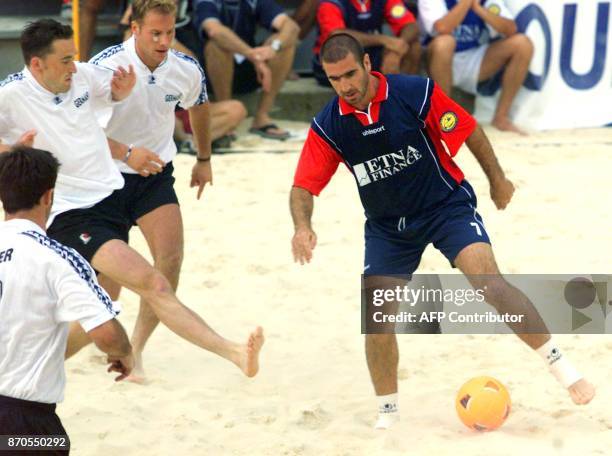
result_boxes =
[251,35,298,134]
[478,34,533,134]
[426,34,456,95]
[204,40,235,101]
[454,242,594,404]
[126,204,184,382]
[363,276,403,396]
[292,0,318,40]
[210,100,247,140]
[91,239,264,377]
[79,0,106,61]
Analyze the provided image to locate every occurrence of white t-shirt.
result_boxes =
[90,37,208,174]
[0,219,120,404]
[0,63,125,224]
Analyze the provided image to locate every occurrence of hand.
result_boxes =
[190,160,213,199]
[126,147,165,177]
[106,353,134,382]
[111,64,136,101]
[254,62,272,93]
[381,36,409,56]
[250,46,276,62]
[17,129,37,147]
[490,177,514,209]
[292,226,317,265]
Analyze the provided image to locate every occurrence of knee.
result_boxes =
[229,100,248,124]
[143,269,174,296]
[429,35,456,57]
[154,249,184,275]
[509,33,534,59]
[480,278,511,308]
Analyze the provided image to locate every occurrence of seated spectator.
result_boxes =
[312,0,421,86]
[120,0,247,151]
[194,0,300,140]
[419,0,533,134]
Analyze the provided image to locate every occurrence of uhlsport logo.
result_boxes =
[353,146,422,187]
[74,91,90,108]
[79,233,92,245]
[362,125,385,136]
[165,93,182,103]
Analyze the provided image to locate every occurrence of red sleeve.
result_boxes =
[424,83,476,157]
[317,2,347,44]
[384,0,416,36]
[293,128,342,196]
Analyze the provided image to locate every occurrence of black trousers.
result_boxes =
[0,395,69,455]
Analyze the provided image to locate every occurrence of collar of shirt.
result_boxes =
[1,218,46,235]
[126,36,169,80]
[338,71,389,120]
[22,66,70,105]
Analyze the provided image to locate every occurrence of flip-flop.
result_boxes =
[249,123,290,141]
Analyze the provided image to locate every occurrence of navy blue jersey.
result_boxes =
[293,72,477,219]
[193,0,285,45]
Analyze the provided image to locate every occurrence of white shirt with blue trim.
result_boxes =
[0,64,125,225]
[0,219,120,404]
[90,36,209,174]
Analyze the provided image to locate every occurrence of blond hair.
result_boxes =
[131,0,177,22]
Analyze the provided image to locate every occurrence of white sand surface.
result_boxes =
[48,124,612,454]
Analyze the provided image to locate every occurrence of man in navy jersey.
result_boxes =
[419,0,533,134]
[312,0,421,85]
[289,34,594,429]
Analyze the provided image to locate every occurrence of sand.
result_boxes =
[49,123,612,455]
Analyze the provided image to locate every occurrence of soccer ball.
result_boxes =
[455,376,511,431]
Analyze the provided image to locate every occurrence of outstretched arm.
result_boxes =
[290,186,317,264]
[465,125,514,209]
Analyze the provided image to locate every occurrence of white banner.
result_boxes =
[474,0,612,130]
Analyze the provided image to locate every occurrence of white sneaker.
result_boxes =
[374,412,400,430]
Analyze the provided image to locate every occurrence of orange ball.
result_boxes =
[455,376,511,431]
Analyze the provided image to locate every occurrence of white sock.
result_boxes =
[375,393,399,429]
[536,339,583,388]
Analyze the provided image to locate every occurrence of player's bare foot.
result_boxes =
[492,117,528,135]
[239,327,264,377]
[126,352,147,384]
[568,378,595,405]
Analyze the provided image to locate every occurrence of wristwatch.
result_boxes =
[271,39,282,52]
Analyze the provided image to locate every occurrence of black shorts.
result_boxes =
[47,162,179,263]
[0,395,69,455]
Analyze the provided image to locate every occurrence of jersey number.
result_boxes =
[0,280,3,299]
[470,222,482,236]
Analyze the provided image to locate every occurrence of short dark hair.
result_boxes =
[0,146,60,214]
[20,19,73,64]
[321,33,365,66]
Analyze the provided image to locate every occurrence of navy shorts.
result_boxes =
[0,395,69,455]
[47,162,178,263]
[364,182,491,276]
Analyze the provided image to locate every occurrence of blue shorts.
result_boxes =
[364,182,491,276]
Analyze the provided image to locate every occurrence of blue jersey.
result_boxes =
[294,73,477,219]
[420,0,513,52]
